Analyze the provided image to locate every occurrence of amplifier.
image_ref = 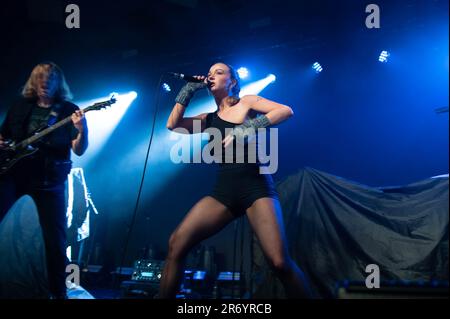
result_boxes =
[131,259,165,282]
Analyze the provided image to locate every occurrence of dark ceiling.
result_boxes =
[2,0,444,61]
[0,0,447,99]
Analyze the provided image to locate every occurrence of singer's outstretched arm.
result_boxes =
[166,103,208,134]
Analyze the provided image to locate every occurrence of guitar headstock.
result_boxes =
[83,96,117,112]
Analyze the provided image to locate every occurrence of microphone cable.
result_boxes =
[113,74,165,297]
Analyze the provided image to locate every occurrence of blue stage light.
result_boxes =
[379,50,390,63]
[312,62,323,73]
[267,74,276,82]
[237,67,249,79]
[162,83,171,92]
[72,91,137,167]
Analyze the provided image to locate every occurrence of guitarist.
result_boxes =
[0,62,88,299]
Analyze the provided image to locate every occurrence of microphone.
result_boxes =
[168,72,205,83]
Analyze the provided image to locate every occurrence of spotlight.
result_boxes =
[267,74,276,83]
[379,50,390,63]
[72,90,137,167]
[129,91,138,99]
[237,67,249,79]
[162,83,171,92]
[312,62,323,73]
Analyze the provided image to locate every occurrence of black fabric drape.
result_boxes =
[252,168,449,298]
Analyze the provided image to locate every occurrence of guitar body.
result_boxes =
[0,145,39,175]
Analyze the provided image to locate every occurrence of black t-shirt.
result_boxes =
[0,97,80,186]
[27,104,53,135]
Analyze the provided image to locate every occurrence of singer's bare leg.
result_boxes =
[159,196,235,298]
[246,197,313,298]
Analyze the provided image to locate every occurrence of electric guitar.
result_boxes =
[0,97,116,175]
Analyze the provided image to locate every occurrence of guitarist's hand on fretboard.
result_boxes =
[71,109,87,132]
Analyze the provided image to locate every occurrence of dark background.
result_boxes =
[0,0,448,272]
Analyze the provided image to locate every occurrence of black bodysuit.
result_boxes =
[205,111,278,216]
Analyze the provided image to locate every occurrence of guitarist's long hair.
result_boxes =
[21,62,73,101]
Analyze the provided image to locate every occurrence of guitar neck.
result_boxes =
[12,97,115,150]
[17,115,74,149]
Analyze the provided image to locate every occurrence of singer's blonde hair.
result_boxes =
[22,62,73,100]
